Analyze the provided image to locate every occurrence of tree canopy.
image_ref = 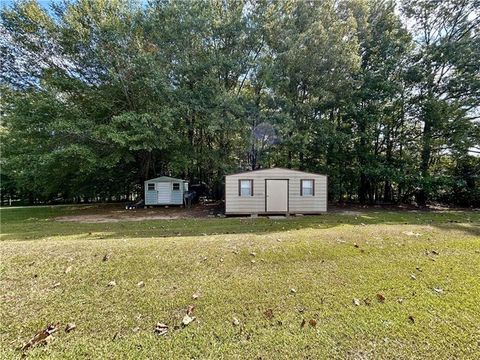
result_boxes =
[1,0,479,206]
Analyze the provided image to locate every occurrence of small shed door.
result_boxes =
[266,180,288,213]
[157,182,171,203]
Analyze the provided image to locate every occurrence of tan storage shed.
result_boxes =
[225,168,327,215]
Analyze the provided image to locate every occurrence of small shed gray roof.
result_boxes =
[145,176,186,183]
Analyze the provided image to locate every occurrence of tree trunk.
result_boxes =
[299,152,305,170]
[384,180,392,203]
[359,174,369,205]
[417,105,433,207]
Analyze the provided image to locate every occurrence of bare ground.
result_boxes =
[52,202,475,223]
[55,204,220,223]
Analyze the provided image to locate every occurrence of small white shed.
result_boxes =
[144,176,188,206]
[225,168,327,215]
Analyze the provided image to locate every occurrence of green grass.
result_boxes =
[1,205,479,359]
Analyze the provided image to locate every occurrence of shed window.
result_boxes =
[172,183,180,191]
[147,183,155,191]
[301,180,314,196]
[239,179,253,196]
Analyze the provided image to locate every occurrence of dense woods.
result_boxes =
[1,0,479,206]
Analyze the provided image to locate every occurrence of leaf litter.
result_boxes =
[21,323,60,352]
[154,323,168,336]
[65,323,76,333]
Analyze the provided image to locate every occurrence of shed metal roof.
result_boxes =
[145,176,186,183]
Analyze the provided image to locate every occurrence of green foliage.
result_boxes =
[0,0,478,206]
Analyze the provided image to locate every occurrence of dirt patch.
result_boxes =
[55,204,223,223]
[55,214,183,223]
[337,210,364,216]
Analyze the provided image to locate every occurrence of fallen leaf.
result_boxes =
[364,298,371,306]
[182,314,195,326]
[264,308,274,320]
[132,327,140,333]
[108,280,116,287]
[353,298,361,306]
[137,281,145,288]
[154,323,168,336]
[376,293,386,303]
[309,319,317,327]
[403,231,422,237]
[186,304,195,316]
[22,323,60,351]
[192,292,199,300]
[232,317,240,326]
[65,323,76,333]
[102,254,110,262]
[64,266,72,274]
[408,315,415,324]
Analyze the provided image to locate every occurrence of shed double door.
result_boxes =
[265,179,288,213]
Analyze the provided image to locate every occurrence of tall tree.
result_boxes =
[402,0,480,205]
[345,0,412,203]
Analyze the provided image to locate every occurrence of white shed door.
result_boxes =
[157,183,171,203]
[266,180,288,212]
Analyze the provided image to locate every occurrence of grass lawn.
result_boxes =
[1,205,479,359]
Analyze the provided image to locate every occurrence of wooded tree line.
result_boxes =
[1,0,479,206]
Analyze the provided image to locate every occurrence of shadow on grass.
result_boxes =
[1,205,479,241]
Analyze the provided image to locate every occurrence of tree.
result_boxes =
[345,0,412,204]
[1,0,478,206]
[402,0,480,206]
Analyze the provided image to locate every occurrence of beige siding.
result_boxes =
[225,168,327,214]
